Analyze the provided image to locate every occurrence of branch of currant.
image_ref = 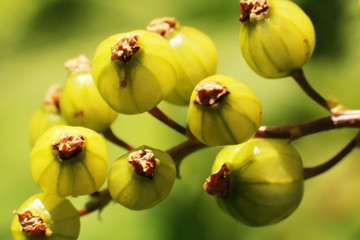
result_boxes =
[103,67,360,180]
[82,68,360,217]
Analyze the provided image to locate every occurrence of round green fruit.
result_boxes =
[60,55,117,133]
[91,30,178,114]
[11,192,80,240]
[108,146,176,210]
[204,138,304,226]
[30,125,108,197]
[239,0,315,78]
[188,74,262,146]
[29,107,66,147]
[147,17,218,105]
[29,84,66,146]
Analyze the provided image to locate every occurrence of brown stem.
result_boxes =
[303,133,359,180]
[103,128,134,151]
[255,111,360,140]
[78,138,205,215]
[148,107,187,135]
[78,188,112,217]
[166,137,206,169]
[292,68,330,112]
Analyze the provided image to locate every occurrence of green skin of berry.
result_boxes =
[163,25,218,105]
[11,192,80,240]
[239,0,316,78]
[188,74,262,146]
[29,106,66,146]
[30,125,108,197]
[212,138,304,226]
[108,145,176,210]
[91,30,178,114]
[59,70,117,133]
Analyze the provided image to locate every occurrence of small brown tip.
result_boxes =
[14,208,52,239]
[239,0,270,22]
[203,164,231,199]
[193,81,230,107]
[52,132,85,161]
[44,84,62,112]
[128,149,158,179]
[110,33,141,63]
[64,54,91,74]
[147,17,179,37]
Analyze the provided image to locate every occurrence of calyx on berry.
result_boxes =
[30,125,109,197]
[11,192,80,240]
[147,17,218,105]
[13,208,52,239]
[29,84,66,146]
[110,33,141,64]
[239,0,316,78]
[206,139,304,226]
[188,74,262,146]
[59,55,117,133]
[91,30,178,114]
[108,146,176,210]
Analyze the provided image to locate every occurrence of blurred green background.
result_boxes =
[1,0,360,239]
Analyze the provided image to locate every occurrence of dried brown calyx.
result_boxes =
[239,0,270,22]
[203,164,232,199]
[44,84,62,112]
[13,208,53,239]
[147,17,179,37]
[64,54,91,74]
[128,149,159,179]
[110,33,141,63]
[193,81,230,107]
[52,132,85,161]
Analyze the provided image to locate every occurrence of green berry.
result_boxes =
[11,192,80,240]
[188,74,262,146]
[91,30,178,114]
[30,125,108,197]
[108,146,176,210]
[204,138,304,226]
[29,84,66,146]
[59,55,117,133]
[147,17,218,105]
[239,0,316,78]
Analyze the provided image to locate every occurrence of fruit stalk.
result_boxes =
[148,107,187,135]
[292,69,330,112]
[255,111,360,140]
[77,112,360,215]
[103,128,134,150]
[166,136,206,169]
[303,132,360,180]
[78,188,112,217]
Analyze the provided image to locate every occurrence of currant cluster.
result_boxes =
[13,0,350,238]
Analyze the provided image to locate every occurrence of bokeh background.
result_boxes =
[1,0,360,239]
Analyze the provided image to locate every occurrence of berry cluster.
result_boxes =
[12,0,360,239]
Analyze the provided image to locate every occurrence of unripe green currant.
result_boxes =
[11,192,80,240]
[91,30,178,114]
[147,17,218,105]
[59,55,117,133]
[30,125,108,197]
[108,146,176,210]
[187,74,262,146]
[239,0,316,78]
[29,84,66,146]
[204,138,304,226]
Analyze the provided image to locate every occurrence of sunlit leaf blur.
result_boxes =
[1,0,360,239]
